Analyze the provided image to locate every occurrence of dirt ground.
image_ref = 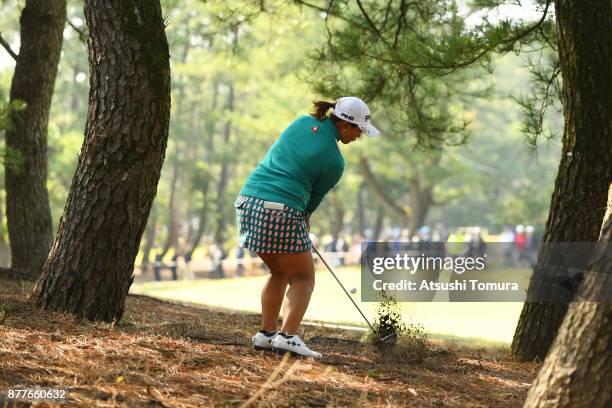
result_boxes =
[0,277,540,407]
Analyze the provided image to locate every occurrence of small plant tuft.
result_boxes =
[364,291,430,363]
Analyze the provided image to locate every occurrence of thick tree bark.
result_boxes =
[523,185,611,408]
[32,0,171,322]
[5,0,66,276]
[512,0,612,361]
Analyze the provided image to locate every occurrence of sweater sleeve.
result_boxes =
[305,158,344,213]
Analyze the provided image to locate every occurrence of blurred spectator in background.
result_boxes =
[323,234,335,253]
[389,228,402,252]
[417,226,432,251]
[400,228,411,242]
[467,227,486,258]
[236,246,245,277]
[170,253,178,281]
[525,225,539,267]
[209,244,225,278]
[153,253,163,281]
[499,225,516,267]
[418,226,431,242]
[446,229,465,258]
[336,235,349,266]
[515,225,528,267]
[183,249,195,280]
[433,223,447,242]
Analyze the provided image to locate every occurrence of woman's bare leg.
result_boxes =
[259,251,315,335]
[257,253,287,332]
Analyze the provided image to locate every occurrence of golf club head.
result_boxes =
[378,331,398,345]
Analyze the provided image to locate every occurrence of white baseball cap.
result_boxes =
[333,96,380,137]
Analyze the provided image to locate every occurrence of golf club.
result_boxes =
[312,245,397,345]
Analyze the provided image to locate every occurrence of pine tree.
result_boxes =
[32,0,171,322]
[4,0,66,276]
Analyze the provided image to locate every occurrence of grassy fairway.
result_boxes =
[130,265,525,347]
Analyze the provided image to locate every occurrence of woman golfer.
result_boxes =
[234,97,379,358]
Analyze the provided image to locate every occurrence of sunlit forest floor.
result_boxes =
[1,277,539,407]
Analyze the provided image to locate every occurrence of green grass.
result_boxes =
[130,266,526,347]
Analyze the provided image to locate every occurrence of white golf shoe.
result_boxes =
[271,334,322,359]
[252,330,278,350]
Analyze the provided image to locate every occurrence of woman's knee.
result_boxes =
[289,274,315,292]
[306,278,315,294]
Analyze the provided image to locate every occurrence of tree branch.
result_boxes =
[392,0,406,49]
[324,0,335,51]
[537,21,557,51]
[355,0,391,49]
[496,0,552,53]
[292,0,328,13]
[330,0,551,74]
[358,157,409,220]
[432,1,552,75]
[292,0,349,23]
[381,0,393,30]
[66,19,87,44]
[0,32,18,61]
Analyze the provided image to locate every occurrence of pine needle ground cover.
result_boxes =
[131,266,526,345]
[1,277,539,407]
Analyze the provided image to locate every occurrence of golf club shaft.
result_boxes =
[312,245,377,335]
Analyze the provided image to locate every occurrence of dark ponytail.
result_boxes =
[311,100,336,121]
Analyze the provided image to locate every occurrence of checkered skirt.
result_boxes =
[234,195,312,253]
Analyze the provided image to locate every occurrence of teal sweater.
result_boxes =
[240,115,345,213]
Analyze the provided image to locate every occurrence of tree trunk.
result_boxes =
[0,199,10,267]
[359,157,434,234]
[141,206,158,275]
[213,84,234,249]
[32,0,171,322]
[187,190,210,257]
[212,30,239,253]
[408,178,433,234]
[523,184,611,408]
[356,182,367,236]
[185,102,202,243]
[158,37,191,259]
[511,0,612,361]
[358,157,408,223]
[5,0,66,276]
[373,206,385,241]
[331,199,345,243]
[187,81,220,257]
[159,145,180,259]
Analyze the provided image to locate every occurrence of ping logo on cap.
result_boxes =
[311,126,319,133]
[340,112,355,121]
